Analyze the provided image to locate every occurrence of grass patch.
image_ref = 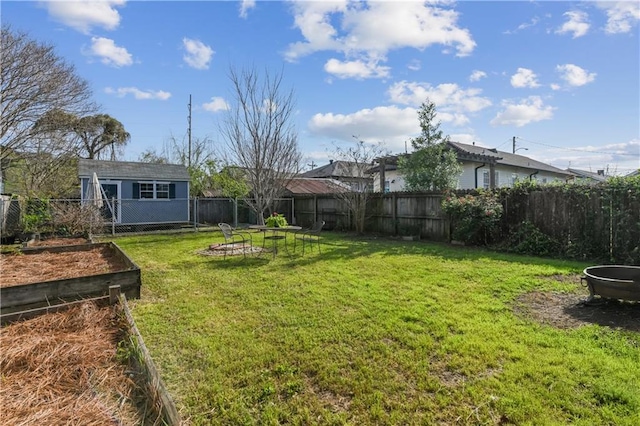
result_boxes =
[110,231,640,425]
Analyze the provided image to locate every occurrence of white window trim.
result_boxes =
[482,170,490,189]
[138,181,171,200]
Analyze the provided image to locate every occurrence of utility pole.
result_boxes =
[187,94,192,169]
[512,136,516,154]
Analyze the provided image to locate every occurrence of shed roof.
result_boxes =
[78,159,190,181]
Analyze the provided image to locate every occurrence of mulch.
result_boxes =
[1,246,130,288]
[0,302,151,425]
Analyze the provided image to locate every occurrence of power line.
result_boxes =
[516,136,639,157]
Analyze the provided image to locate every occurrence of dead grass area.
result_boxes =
[29,237,91,247]
[514,275,640,332]
[0,302,154,425]
[196,242,265,257]
[1,246,130,288]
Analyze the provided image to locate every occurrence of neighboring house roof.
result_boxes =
[566,168,607,182]
[78,159,190,181]
[371,142,572,177]
[447,141,572,176]
[284,178,350,195]
[627,169,639,177]
[301,160,370,180]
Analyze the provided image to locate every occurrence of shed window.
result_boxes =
[137,182,173,199]
[156,183,169,199]
[140,183,155,199]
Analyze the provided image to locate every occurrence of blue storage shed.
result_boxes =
[78,159,190,225]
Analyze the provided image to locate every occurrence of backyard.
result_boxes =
[109,231,639,425]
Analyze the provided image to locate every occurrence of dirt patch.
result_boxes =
[196,243,265,257]
[28,237,91,247]
[1,245,130,287]
[0,301,157,425]
[515,289,640,332]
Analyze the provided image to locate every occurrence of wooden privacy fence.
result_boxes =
[498,186,640,263]
[292,192,450,240]
[292,185,639,263]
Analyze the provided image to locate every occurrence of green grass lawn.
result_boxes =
[110,231,640,425]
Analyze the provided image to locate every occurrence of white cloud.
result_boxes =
[407,59,421,71]
[387,81,492,122]
[44,0,125,34]
[182,38,214,70]
[104,87,171,100]
[308,106,419,151]
[510,68,540,88]
[556,10,590,38]
[490,96,555,127]
[596,1,640,34]
[469,70,487,82]
[504,17,540,34]
[285,1,475,79]
[544,139,640,174]
[556,64,596,87]
[202,97,229,112]
[86,37,133,67]
[550,83,562,91]
[239,0,256,19]
[324,58,390,79]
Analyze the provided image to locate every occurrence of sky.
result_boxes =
[3,0,639,175]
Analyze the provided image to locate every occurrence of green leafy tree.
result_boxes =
[35,110,130,160]
[138,136,249,198]
[398,100,461,191]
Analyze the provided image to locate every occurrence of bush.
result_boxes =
[265,212,288,228]
[503,221,562,257]
[442,191,503,245]
[19,197,52,234]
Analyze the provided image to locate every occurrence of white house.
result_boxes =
[370,141,573,192]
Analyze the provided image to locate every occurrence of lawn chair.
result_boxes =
[294,220,325,255]
[217,223,253,259]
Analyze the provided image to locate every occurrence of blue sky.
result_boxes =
[4,0,639,174]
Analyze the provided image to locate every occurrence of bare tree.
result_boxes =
[220,66,301,224]
[140,134,251,198]
[331,138,389,233]
[1,26,94,180]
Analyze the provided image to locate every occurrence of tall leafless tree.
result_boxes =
[330,138,389,233]
[1,26,94,182]
[220,66,301,224]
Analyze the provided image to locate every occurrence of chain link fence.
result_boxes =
[1,196,295,241]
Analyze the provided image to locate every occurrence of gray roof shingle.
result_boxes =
[447,141,572,176]
[78,159,190,181]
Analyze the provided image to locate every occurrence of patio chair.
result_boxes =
[294,220,325,255]
[217,223,253,259]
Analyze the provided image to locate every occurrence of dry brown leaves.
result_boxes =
[0,302,143,425]
[1,246,129,288]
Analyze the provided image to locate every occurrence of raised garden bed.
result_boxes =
[0,298,179,425]
[1,242,141,319]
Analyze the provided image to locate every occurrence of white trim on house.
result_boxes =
[370,141,572,192]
